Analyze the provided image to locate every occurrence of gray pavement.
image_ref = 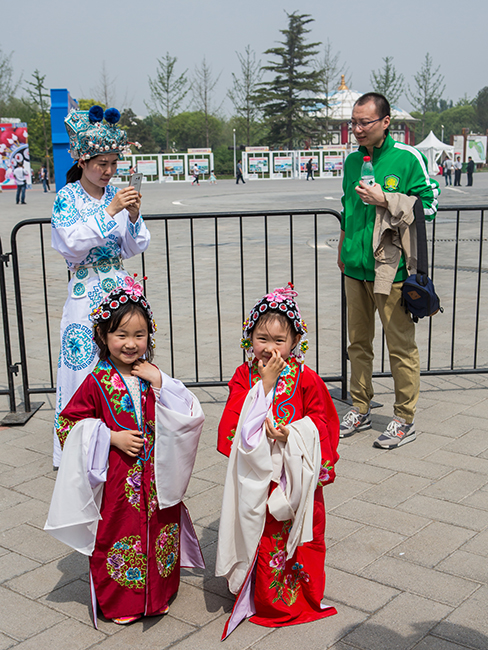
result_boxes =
[0,177,488,649]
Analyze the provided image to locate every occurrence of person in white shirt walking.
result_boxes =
[13,162,27,204]
[453,156,462,186]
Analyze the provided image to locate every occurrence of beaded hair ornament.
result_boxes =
[65,105,140,162]
[90,275,157,349]
[241,282,309,366]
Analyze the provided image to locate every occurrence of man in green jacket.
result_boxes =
[338,92,439,449]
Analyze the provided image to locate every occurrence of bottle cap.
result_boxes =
[363,156,371,162]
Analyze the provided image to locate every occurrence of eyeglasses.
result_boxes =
[348,117,385,131]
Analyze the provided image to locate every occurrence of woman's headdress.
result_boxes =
[90,275,157,349]
[65,105,139,162]
[241,282,308,365]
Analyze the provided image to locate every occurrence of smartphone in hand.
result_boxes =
[129,172,143,194]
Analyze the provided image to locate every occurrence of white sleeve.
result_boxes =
[120,214,151,259]
[51,186,120,264]
[45,419,108,556]
[240,381,273,451]
[152,370,194,416]
[154,390,205,509]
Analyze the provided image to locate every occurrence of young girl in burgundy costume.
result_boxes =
[216,284,340,638]
[45,277,205,626]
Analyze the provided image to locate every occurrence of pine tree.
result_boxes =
[148,53,189,151]
[370,56,404,106]
[257,12,321,149]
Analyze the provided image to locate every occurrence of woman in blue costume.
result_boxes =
[51,105,150,466]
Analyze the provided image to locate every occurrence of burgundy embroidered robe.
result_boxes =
[57,359,185,620]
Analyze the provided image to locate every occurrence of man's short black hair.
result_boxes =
[354,92,391,119]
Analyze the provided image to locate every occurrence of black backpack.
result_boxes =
[401,198,443,322]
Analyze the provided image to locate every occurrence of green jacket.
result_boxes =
[340,133,440,282]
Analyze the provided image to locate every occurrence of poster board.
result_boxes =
[0,122,31,189]
[164,159,184,175]
[137,159,158,176]
[300,156,319,172]
[189,158,209,174]
[249,157,269,173]
[274,156,292,172]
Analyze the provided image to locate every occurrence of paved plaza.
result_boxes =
[0,176,488,649]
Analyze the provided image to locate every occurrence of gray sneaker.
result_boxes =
[374,418,416,449]
[339,407,372,438]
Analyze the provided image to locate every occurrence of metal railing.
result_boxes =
[1,205,487,420]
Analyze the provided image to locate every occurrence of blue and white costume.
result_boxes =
[51,180,150,466]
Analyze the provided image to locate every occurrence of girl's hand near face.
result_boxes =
[265,418,289,443]
[258,348,286,395]
[106,187,141,221]
[111,429,144,457]
[131,359,162,388]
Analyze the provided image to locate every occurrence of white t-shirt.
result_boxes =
[13,167,26,183]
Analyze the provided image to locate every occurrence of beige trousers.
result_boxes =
[344,276,420,423]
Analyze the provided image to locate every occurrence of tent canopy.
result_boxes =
[416,131,454,174]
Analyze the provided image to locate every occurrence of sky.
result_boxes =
[2,0,486,119]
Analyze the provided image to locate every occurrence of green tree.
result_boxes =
[167,111,225,151]
[24,70,52,177]
[257,11,321,149]
[119,109,157,153]
[148,53,189,151]
[191,57,222,149]
[370,56,404,106]
[227,46,263,146]
[77,98,106,111]
[408,53,446,138]
[475,86,488,132]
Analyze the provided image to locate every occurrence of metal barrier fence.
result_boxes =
[1,205,487,422]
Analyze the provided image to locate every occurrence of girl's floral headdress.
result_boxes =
[90,275,157,348]
[65,105,141,162]
[241,282,309,365]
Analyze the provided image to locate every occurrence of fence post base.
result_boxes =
[1,401,44,426]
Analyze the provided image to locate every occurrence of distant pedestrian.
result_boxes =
[192,163,200,185]
[453,156,462,186]
[443,158,452,186]
[13,161,27,204]
[306,157,314,180]
[41,165,50,192]
[236,159,245,184]
[209,169,217,184]
[467,156,475,186]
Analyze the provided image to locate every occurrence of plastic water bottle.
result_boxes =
[360,155,375,205]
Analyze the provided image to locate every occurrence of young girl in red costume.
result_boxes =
[45,276,205,626]
[216,284,340,639]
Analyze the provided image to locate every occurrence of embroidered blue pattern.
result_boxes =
[128,218,142,238]
[52,188,79,228]
[62,323,96,371]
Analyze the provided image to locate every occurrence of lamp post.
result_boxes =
[233,129,236,178]
[441,125,444,142]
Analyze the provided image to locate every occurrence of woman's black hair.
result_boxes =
[66,162,83,184]
[93,301,155,363]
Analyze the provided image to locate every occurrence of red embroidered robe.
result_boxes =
[217,358,340,629]
[57,359,182,620]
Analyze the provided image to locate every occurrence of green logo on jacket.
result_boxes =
[383,174,400,191]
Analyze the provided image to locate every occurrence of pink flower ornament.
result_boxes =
[123,276,144,298]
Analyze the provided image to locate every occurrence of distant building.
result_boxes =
[310,76,417,147]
